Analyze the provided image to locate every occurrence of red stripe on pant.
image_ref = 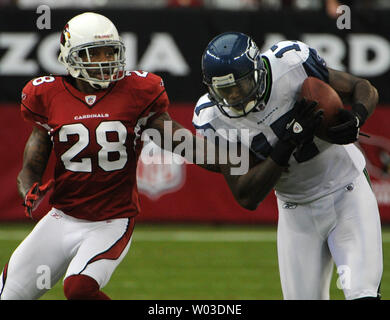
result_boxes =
[79,217,135,274]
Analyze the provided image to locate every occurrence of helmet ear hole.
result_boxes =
[58,54,65,64]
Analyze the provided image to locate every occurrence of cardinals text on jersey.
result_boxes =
[21,71,169,220]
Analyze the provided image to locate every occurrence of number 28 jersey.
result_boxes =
[21,71,168,221]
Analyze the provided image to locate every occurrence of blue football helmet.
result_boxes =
[202,32,267,118]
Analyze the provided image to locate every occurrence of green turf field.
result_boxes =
[0,223,388,300]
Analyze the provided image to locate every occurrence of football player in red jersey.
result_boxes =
[0,12,219,300]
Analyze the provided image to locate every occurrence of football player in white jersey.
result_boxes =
[193,32,382,300]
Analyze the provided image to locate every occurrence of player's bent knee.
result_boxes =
[64,274,110,300]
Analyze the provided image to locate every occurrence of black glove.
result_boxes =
[283,99,323,147]
[327,103,368,145]
[270,99,323,166]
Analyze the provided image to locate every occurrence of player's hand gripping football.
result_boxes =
[23,179,54,218]
[283,98,324,147]
[327,103,369,145]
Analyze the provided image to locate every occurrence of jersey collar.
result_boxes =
[261,56,273,106]
[61,76,116,109]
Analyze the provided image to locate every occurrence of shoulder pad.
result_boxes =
[193,94,219,129]
[23,75,62,98]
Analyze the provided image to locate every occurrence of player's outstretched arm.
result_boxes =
[148,103,321,211]
[148,112,280,209]
[17,127,52,200]
[219,156,286,210]
[147,112,221,172]
[327,68,379,144]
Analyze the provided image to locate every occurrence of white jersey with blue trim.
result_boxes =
[193,40,365,203]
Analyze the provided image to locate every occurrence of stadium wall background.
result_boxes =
[1,8,390,223]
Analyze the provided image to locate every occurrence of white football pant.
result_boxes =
[0,208,134,300]
[277,171,383,300]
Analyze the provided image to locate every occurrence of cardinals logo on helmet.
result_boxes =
[60,24,71,46]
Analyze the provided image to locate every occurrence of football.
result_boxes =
[300,77,343,142]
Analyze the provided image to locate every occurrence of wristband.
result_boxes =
[352,103,368,127]
[270,140,296,167]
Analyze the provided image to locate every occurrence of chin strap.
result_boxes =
[78,69,110,89]
[88,81,109,90]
